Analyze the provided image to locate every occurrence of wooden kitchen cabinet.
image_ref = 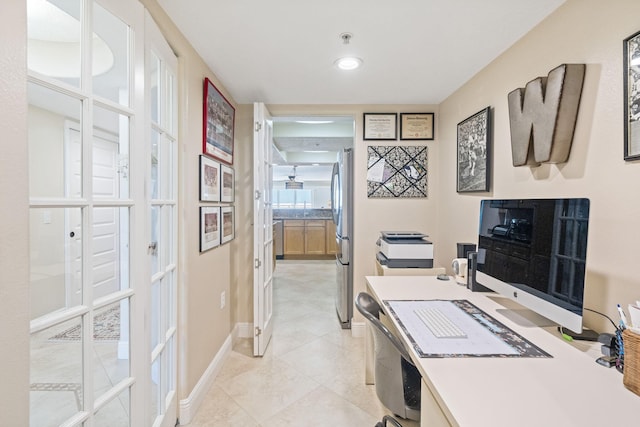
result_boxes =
[326,220,337,255]
[282,219,334,258]
[305,220,326,254]
[283,220,305,255]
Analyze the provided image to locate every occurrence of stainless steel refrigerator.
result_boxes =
[331,148,353,329]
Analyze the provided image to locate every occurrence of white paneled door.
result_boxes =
[253,103,274,356]
[145,10,178,427]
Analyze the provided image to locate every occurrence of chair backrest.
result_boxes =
[382,415,404,427]
[355,292,413,363]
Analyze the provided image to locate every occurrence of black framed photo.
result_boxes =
[200,206,220,252]
[457,107,491,193]
[199,155,220,202]
[363,113,397,140]
[624,30,640,160]
[400,113,434,140]
[221,206,235,244]
[203,77,235,165]
[220,164,234,203]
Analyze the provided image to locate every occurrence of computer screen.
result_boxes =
[475,198,590,333]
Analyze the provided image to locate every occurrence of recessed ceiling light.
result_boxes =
[335,57,362,71]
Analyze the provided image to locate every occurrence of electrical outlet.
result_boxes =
[220,291,226,309]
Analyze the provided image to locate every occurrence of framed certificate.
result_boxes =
[363,113,397,140]
[400,113,434,140]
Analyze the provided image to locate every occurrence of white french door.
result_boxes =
[27,1,177,426]
[145,10,178,427]
[253,102,274,356]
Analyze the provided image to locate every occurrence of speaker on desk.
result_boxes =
[466,252,492,292]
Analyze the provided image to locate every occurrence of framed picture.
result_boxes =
[199,155,220,202]
[457,107,491,193]
[200,206,220,252]
[363,113,397,140]
[624,30,640,160]
[203,77,235,164]
[400,113,435,140]
[221,164,235,203]
[221,206,235,244]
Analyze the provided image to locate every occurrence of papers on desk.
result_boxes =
[384,299,551,358]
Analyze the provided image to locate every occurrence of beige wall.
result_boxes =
[0,0,30,425]
[437,0,640,332]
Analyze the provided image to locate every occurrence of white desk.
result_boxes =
[365,275,640,427]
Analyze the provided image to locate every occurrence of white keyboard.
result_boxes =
[414,307,467,338]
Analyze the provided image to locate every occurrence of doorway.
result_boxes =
[271,115,355,327]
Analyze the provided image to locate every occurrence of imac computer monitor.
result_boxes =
[475,198,590,334]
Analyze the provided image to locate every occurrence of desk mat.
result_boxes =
[384,299,552,358]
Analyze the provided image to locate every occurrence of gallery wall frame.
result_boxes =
[363,113,397,140]
[624,30,640,160]
[199,155,220,202]
[456,107,491,193]
[400,113,435,140]
[221,164,235,203]
[221,206,235,244]
[203,77,235,165]
[200,206,220,252]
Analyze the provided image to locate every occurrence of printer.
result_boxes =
[376,231,434,268]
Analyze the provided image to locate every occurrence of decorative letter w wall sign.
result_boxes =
[507,64,585,166]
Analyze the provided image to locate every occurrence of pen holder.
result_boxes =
[622,329,640,396]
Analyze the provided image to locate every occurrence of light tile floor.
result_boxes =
[186,260,420,427]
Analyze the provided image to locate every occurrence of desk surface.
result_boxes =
[365,275,640,427]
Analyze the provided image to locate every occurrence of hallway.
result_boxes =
[187,260,419,426]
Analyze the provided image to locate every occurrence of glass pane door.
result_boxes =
[28,1,141,425]
[146,11,178,427]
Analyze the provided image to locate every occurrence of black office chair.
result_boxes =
[356,292,421,421]
[375,415,404,427]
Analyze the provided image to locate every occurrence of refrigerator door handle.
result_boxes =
[331,161,340,226]
[336,235,350,264]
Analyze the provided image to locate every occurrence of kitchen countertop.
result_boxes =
[273,208,332,220]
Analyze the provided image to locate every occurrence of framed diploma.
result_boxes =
[400,113,435,140]
[363,113,397,140]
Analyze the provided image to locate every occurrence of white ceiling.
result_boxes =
[156,0,565,105]
[156,0,566,182]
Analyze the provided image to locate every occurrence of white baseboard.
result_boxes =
[351,321,365,338]
[178,334,232,425]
